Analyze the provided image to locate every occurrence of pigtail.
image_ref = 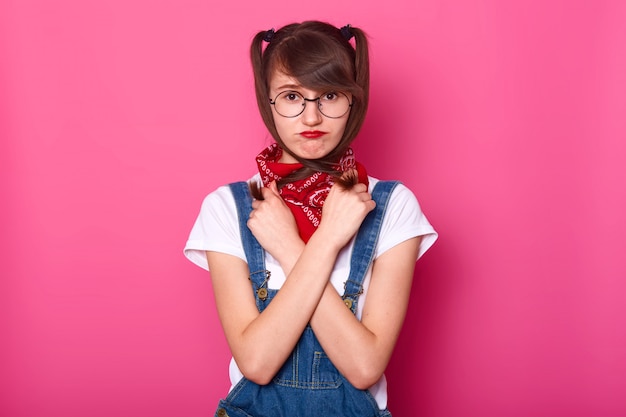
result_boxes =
[249,31,266,86]
[350,26,370,121]
[250,31,280,144]
[332,169,359,189]
[336,26,369,156]
[249,30,267,118]
[248,180,264,200]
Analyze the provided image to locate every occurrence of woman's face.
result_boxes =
[268,71,351,163]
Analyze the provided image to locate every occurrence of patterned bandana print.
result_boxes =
[255,143,369,242]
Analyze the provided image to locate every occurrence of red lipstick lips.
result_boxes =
[300,130,326,139]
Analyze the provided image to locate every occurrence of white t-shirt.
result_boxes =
[184,174,437,409]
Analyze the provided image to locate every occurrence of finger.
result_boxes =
[352,183,368,193]
[260,184,275,200]
[268,180,281,196]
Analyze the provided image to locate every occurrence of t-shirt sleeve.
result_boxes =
[183,185,247,271]
[375,183,438,260]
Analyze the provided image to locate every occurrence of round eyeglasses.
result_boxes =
[269,91,352,118]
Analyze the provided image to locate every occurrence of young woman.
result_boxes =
[184,21,437,417]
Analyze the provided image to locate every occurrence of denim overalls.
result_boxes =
[216,180,399,417]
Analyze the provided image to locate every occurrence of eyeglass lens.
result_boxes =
[272,91,351,118]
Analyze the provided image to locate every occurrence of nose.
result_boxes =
[301,99,323,126]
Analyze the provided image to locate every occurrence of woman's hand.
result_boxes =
[316,175,376,250]
[247,181,303,265]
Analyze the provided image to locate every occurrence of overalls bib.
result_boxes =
[216,181,399,417]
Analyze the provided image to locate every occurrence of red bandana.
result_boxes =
[256,143,369,242]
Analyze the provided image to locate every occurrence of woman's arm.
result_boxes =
[309,236,421,389]
[206,181,375,385]
[272,234,421,389]
[251,181,423,389]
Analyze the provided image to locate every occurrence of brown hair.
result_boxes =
[250,21,370,185]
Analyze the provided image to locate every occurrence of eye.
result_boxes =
[280,91,303,102]
[321,92,339,102]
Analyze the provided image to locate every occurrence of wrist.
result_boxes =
[309,226,347,254]
[275,237,305,273]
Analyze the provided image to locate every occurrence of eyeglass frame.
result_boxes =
[268,90,353,119]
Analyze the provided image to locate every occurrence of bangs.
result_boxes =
[267,32,363,100]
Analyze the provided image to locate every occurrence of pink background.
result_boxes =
[2,0,625,416]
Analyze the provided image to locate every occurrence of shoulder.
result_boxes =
[200,174,261,213]
[367,177,419,210]
[200,184,236,211]
[367,176,438,260]
[183,174,260,270]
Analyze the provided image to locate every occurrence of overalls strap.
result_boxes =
[342,180,400,314]
[229,181,269,312]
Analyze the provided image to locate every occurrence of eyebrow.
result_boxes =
[274,84,302,91]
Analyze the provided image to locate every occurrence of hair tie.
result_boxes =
[340,24,354,41]
[263,28,275,43]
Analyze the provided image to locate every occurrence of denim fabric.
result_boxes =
[219,181,399,417]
